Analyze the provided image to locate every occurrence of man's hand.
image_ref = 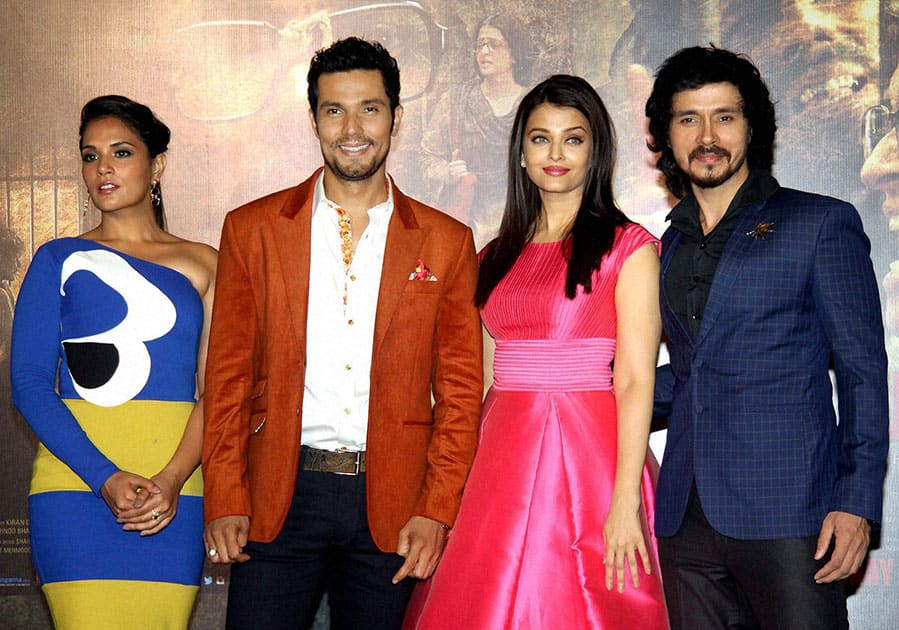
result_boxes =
[204,515,251,564]
[814,511,871,583]
[392,516,448,583]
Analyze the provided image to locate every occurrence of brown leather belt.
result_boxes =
[302,446,366,475]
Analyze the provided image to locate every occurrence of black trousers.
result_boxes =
[659,485,848,630]
[225,449,415,630]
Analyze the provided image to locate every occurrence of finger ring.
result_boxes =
[208,548,218,558]
[151,508,160,520]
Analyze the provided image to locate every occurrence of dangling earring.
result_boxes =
[83,194,89,218]
[150,180,161,210]
[520,156,526,168]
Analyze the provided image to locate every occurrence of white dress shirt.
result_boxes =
[300,173,393,451]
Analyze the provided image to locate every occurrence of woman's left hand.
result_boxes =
[117,470,181,536]
[603,500,652,593]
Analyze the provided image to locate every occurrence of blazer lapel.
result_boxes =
[271,173,317,349]
[373,184,426,356]
[694,200,767,348]
[660,229,693,347]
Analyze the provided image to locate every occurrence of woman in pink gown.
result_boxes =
[404,75,669,629]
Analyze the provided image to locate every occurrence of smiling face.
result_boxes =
[668,81,751,196]
[309,69,402,183]
[80,116,164,218]
[522,103,592,202]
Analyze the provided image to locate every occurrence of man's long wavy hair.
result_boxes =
[476,74,630,307]
[645,45,777,199]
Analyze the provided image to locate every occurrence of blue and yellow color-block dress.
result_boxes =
[11,238,204,629]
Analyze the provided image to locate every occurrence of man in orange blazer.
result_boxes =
[201,38,483,630]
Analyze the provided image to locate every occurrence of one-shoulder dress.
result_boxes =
[11,238,205,630]
[405,223,669,629]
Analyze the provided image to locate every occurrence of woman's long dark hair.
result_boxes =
[79,95,171,229]
[475,74,630,306]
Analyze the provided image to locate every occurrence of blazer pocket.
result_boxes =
[403,416,435,427]
[403,281,443,295]
[249,379,268,435]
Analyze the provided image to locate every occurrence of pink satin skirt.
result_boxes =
[404,339,669,629]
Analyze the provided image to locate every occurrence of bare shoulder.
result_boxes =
[620,242,661,275]
[180,239,218,270]
[164,236,218,297]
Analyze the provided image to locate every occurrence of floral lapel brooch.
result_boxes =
[745,221,775,240]
[409,259,438,281]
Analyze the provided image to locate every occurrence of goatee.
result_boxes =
[688,147,746,190]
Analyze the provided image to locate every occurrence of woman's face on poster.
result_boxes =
[476,25,514,79]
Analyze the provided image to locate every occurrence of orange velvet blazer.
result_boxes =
[202,170,483,551]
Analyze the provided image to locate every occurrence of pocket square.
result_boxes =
[409,259,438,281]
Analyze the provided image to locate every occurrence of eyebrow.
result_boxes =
[80,140,138,151]
[672,105,743,117]
[527,126,587,133]
[318,97,389,110]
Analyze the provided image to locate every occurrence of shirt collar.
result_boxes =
[312,171,395,220]
[667,170,780,235]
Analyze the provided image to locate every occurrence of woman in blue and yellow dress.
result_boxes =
[10,95,217,630]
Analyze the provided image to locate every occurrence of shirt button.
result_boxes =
[699,242,707,249]
[348,319,354,325]
[349,274,356,281]
[344,408,351,415]
[345,364,352,371]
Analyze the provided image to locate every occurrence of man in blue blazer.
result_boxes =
[646,46,889,629]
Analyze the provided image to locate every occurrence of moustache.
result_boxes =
[689,146,730,160]
[335,136,374,146]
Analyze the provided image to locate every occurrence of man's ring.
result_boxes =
[208,548,218,558]
[151,508,160,520]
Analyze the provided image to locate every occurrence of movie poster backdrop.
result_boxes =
[1,1,896,627]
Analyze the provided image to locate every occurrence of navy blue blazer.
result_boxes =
[655,186,889,540]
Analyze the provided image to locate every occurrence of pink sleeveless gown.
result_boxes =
[404,223,669,629]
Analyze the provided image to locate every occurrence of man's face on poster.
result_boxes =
[153,1,441,239]
[168,2,437,123]
[861,65,899,231]
[860,62,899,337]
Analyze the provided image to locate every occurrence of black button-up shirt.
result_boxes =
[665,170,780,340]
